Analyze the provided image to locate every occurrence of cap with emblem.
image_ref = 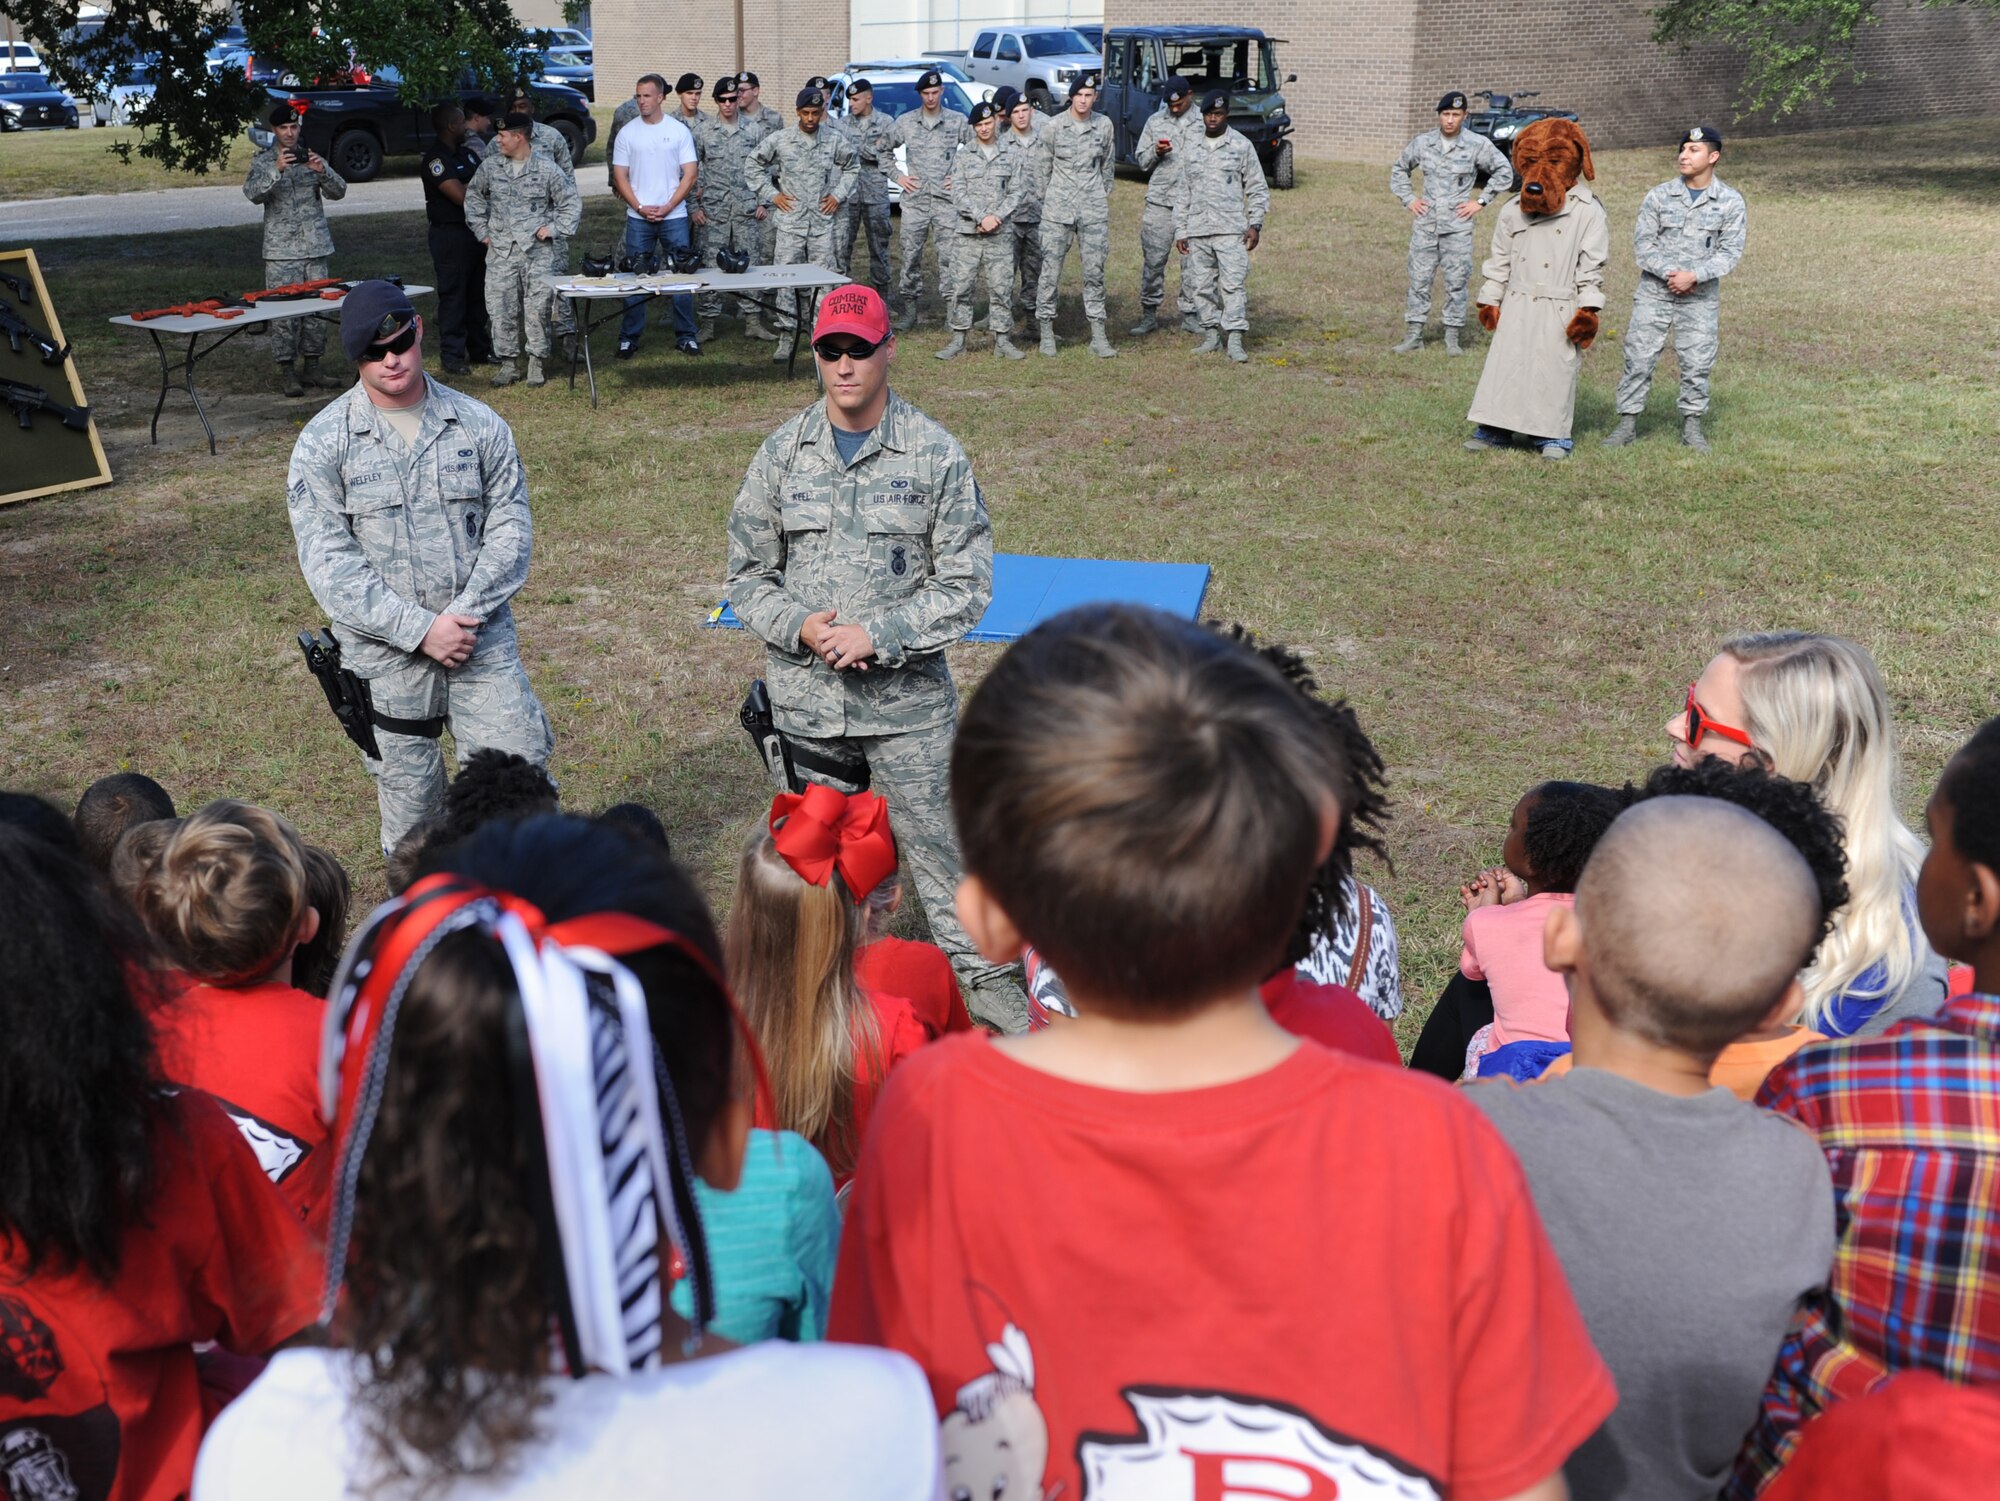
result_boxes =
[993,85,1019,113]
[968,100,998,125]
[1679,124,1723,149]
[1068,71,1099,97]
[712,76,738,100]
[1437,90,1468,113]
[813,283,891,344]
[916,68,942,90]
[675,72,702,93]
[339,281,418,363]
[805,75,830,90]
[737,70,759,87]
[848,77,873,97]
[267,102,300,127]
[796,86,824,110]
[462,96,494,119]
[1201,89,1229,114]
[500,111,534,134]
[1162,77,1192,102]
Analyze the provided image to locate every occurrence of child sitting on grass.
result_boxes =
[831,604,1613,1501]
[857,872,976,1039]
[1730,716,2000,1494]
[73,771,177,875]
[730,785,931,1187]
[1470,796,1836,1500]
[132,800,335,1231]
[1459,780,1624,1076]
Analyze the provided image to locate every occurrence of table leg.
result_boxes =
[788,284,825,380]
[566,294,583,391]
[145,329,173,446]
[181,333,218,455]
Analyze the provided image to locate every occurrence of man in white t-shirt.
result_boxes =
[610,72,701,358]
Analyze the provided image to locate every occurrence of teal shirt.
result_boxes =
[672,1129,840,1343]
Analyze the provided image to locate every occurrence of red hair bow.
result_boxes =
[769,784,898,899]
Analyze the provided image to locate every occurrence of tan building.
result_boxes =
[596,0,2000,159]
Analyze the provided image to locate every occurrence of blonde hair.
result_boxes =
[726,825,883,1178]
[1725,633,1927,1026]
[130,800,311,985]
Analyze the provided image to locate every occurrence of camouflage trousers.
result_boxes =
[1185,232,1251,333]
[699,204,765,321]
[772,209,842,333]
[791,717,1029,1031]
[1615,281,1721,416]
[897,194,955,313]
[841,200,894,301]
[1137,201,1193,314]
[945,230,1015,334]
[485,240,556,358]
[265,257,329,362]
[1035,214,1110,324]
[1405,225,1475,327]
[547,235,573,336]
[360,629,555,855]
[1012,215,1043,308]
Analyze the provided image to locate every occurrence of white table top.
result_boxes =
[110,284,434,335]
[552,264,848,298]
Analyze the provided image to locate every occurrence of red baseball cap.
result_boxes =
[813,284,891,344]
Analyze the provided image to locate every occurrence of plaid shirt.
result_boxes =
[1728,990,2000,1495]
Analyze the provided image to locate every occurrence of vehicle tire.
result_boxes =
[552,117,586,166]
[1027,85,1055,115]
[1271,138,1294,190]
[331,128,383,183]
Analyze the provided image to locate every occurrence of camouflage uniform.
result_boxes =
[746,103,784,262]
[1390,126,1513,327]
[699,113,770,323]
[525,120,578,337]
[1135,103,1202,319]
[1033,107,1116,324]
[747,123,859,334]
[286,376,553,853]
[840,106,898,298]
[1002,113,1046,306]
[944,137,1023,335]
[1614,176,1748,416]
[605,96,641,188]
[242,144,347,363]
[677,106,711,272]
[724,390,1026,1030]
[1177,126,1269,334]
[892,105,971,315]
[464,152,583,360]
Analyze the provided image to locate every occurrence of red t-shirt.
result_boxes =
[830,1035,1615,1501]
[153,979,331,1234]
[857,937,976,1039]
[756,987,930,1189]
[0,1091,321,1501]
[1259,968,1402,1066]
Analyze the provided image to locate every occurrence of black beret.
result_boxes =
[267,102,299,127]
[737,70,759,87]
[338,280,417,363]
[1200,89,1229,114]
[461,96,495,117]
[1680,124,1723,149]
[1437,91,1468,112]
[917,69,942,89]
[1162,76,1192,101]
[712,76,738,99]
[848,76,873,96]
[1068,71,1100,96]
[968,100,998,125]
[795,86,824,110]
[993,85,1019,111]
[675,72,702,93]
[805,75,830,90]
[500,111,534,133]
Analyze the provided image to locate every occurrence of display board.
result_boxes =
[0,247,111,507]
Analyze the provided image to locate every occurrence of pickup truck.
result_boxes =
[927,26,1101,113]
[1099,26,1296,189]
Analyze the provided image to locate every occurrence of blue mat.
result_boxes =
[704,553,1211,643]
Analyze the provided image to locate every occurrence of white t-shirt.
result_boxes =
[194,1342,944,1500]
[611,114,697,221]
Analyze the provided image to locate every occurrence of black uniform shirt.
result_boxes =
[421,141,481,227]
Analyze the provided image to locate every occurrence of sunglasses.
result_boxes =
[812,335,885,362]
[1683,683,1755,750]
[358,321,419,363]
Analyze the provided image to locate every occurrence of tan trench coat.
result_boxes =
[1466,182,1609,440]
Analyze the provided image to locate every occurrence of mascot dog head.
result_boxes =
[1510,118,1594,217]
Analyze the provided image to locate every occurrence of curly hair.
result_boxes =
[1521,782,1625,894]
[341,815,734,1492]
[437,751,559,848]
[1624,758,1850,959]
[1942,717,2000,875]
[1208,625,1392,967]
[0,824,169,1281]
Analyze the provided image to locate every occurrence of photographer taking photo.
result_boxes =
[242,103,348,397]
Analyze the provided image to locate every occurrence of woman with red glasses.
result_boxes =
[1670,632,1946,1037]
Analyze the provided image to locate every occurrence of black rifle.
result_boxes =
[296,626,447,759]
[0,305,69,367]
[0,269,31,304]
[0,377,90,433]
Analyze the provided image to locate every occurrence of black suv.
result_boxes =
[270,68,595,182]
[1099,27,1297,189]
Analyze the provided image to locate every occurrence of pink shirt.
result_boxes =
[1461,892,1574,1047]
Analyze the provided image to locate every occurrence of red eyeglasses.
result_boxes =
[1683,683,1755,750]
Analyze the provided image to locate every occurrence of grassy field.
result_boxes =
[4,118,1997,1051]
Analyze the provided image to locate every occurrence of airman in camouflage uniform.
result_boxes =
[242,105,348,395]
[286,283,553,857]
[700,77,777,337]
[938,102,1026,360]
[1177,92,1269,363]
[508,91,578,343]
[999,90,1045,317]
[464,117,584,386]
[1033,75,1118,358]
[736,73,785,264]
[672,73,712,333]
[605,91,642,187]
[1390,90,1513,355]
[1131,78,1202,336]
[889,72,970,328]
[725,364,1025,1029]
[748,90,859,359]
[837,79,897,299]
[1604,125,1748,453]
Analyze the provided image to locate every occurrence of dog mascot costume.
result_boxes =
[1464,119,1608,460]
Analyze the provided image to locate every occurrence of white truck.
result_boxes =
[928,27,1101,113]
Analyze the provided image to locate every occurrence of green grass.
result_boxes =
[5,117,1998,1054]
